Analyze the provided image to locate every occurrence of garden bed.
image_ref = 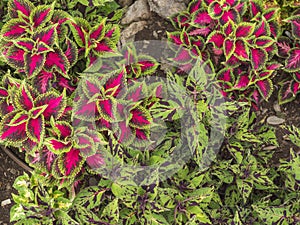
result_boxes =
[0,0,300,224]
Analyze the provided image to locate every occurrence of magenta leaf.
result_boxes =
[35,92,66,120]
[32,25,57,46]
[0,111,28,143]
[278,81,295,105]
[32,70,53,93]
[193,10,213,25]
[90,19,106,40]
[137,55,158,76]
[255,37,274,48]
[93,40,114,56]
[1,19,28,39]
[234,74,250,89]
[60,148,83,176]
[167,32,183,46]
[130,107,151,128]
[188,0,202,14]
[46,138,72,154]
[224,39,235,59]
[207,31,225,49]
[86,153,105,169]
[235,23,254,38]
[288,16,300,39]
[0,102,14,118]
[256,79,273,100]
[64,38,78,67]
[44,49,70,75]
[24,53,46,77]
[97,99,115,121]
[263,8,278,21]
[74,97,98,122]
[294,72,300,83]
[135,128,149,141]
[69,18,90,47]
[0,88,8,98]
[16,84,34,110]
[26,116,44,142]
[220,9,238,25]
[5,46,25,69]
[30,3,55,28]
[249,0,262,17]
[234,40,248,60]
[15,38,34,52]
[104,69,125,96]
[8,0,34,19]
[251,48,267,70]
[254,19,269,38]
[114,121,134,145]
[285,48,300,72]
[54,121,73,140]
[217,68,234,82]
[174,48,192,64]
[208,2,223,19]
[291,81,300,94]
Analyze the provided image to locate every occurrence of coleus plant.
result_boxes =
[277,10,300,104]
[168,0,281,109]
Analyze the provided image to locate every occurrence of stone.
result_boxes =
[1,199,11,207]
[267,115,285,125]
[120,21,148,45]
[148,0,186,19]
[121,0,151,25]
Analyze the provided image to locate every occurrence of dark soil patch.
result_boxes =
[0,149,24,224]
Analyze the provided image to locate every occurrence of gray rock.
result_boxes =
[148,0,186,19]
[267,115,285,125]
[121,0,151,25]
[120,21,148,45]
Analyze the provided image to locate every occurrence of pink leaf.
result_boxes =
[44,50,69,75]
[235,75,249,88]
[33,26,56,46]
[224,39,235,58]
[6,46,25,68]
[251,48,267,70]
[234,40,248,59]
[9,0,33,19]
[26,117,44,142]
[24,53,45,77]
[130,107,151,128]
[35,93,65,120]
[256,79,273,100]
[254,20,268,38]
[90,22,105,40]
[220,9,238,25]
[19,85,34,110]
[236,24,254,38]
[193,10,212,25]
[286,48,300,72]
[0,112,27,142]
[208,32,225,49]
[86,153,105,169]
[64,149,82,176]
[97,99,114,120]
[33,70,53,93]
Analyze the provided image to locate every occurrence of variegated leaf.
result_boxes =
[26,116,45,142]
[30,3,55,28]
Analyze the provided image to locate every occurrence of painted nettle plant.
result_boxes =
[0,0,299,224]
[167,0,300,107]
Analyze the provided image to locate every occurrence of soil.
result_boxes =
[1,3,300,225]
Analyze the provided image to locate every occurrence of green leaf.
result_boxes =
[100,198,119,223]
